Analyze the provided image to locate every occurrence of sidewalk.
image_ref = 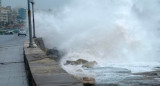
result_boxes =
[0,35,28,86]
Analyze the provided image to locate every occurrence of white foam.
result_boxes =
[35,0,160,81]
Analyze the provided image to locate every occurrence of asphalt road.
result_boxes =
[0,34,28,86]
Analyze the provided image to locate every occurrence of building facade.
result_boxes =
[17,8,26,23]
[0,0,1,7]
[11,9,18,24]
[0,7,10,26]
[6,6,12,24]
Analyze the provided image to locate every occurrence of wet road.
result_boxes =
[0,34,28,86]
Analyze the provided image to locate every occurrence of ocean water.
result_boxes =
[35,0,160,84]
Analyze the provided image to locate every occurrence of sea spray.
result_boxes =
[35,0,160,78]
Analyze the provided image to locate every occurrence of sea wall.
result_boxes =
[23,39,82,86]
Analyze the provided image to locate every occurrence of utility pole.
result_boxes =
[31,1,36,38]
[27,0,34,48]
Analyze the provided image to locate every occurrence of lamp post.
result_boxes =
[31,1,36,38]
[27,0,34,47]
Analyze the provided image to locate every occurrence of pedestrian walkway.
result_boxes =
[0,35,28,86]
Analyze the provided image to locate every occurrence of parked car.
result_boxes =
[5,30,13,35]
[0,30,6,35]
[13,29,18,33]
[18,29,26,36]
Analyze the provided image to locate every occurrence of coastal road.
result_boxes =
[0,34,28,86]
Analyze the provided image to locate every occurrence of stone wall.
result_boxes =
[23,40,82,86]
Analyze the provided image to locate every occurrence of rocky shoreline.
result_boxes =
[41,48,160,86]
[34,38,160,86]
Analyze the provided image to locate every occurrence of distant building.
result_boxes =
[6,6,12,24]
[17,8,26,23]
[0,7,10,26]
[0,0,1,7]
[11,9,18,24]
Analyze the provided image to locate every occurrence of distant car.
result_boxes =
[5,30,13,35]
[18,29,26,36]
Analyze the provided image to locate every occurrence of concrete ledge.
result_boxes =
[24,40,82,86]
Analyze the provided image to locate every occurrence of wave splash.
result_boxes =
[35,0,160,77]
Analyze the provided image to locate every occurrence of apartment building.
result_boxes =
[0,7,10,26]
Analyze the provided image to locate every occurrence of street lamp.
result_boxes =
[31,0,36,38]
[27,0,34,48]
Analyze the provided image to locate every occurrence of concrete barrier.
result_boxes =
[23,40,82,86]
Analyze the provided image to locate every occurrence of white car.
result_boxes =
[18,29,26,36]
[5,30,13,35]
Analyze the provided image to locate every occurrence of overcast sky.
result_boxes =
[2,0,72,10]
